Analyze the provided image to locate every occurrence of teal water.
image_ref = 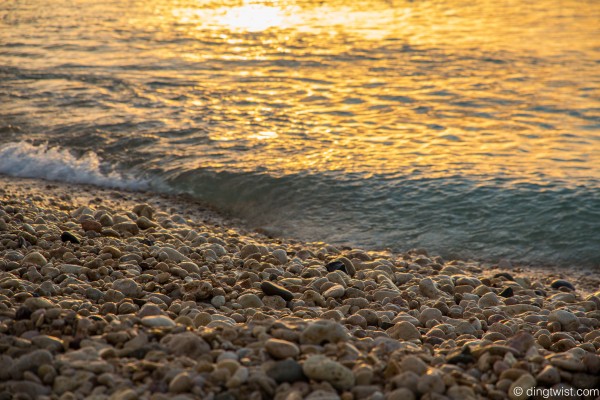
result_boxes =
[1,0,599,266]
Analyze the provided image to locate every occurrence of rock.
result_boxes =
[11,349,53,379]
[549,309,579,331]
[31,335,64,352]
[227,366,249,388]
[159,247,191,262]
[326,260,348,274]
[508,373,536,400]
[272,249,288,265]
[132,203,154,219]
[169,372,192,393]
[81,219,102,232]
[386,388,416,400]
[417,370,445,394]
[112,278,141,298]
[8,381,51,398]
[536,365,560,386]
[137,216,158,230]
[211,295,226,308]
[323,284,345,299]
[447,346,475,364]
[260,281,294,301]
[493,272,515,281]
[499,287,514,298]
[240,244,260,259]
[506,331,535,354]
[400,355,428,375]
[418,307,443,325]
[266,359,305,383]
[478,292,501,308]
[387,321,421,341]
[113,221,139,235]
[24,296,55,310]
[300,319,350,344]
[551,279,575,291]
[22,251,47,266]
[60,231,80,244]
[238,293,263,308]
[161,332,210,358]
[302,355,355,390]
[141,315,175,328]
[419,278,440,298]
[265,338,299,359]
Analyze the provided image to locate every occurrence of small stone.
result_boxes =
[548,309,579,331]
[418,307,443,325]
[238,293,263,308]
[60,231,80,244]
[22,251,47,266]
[211,295,226,308]
[417,370,445,394]
[132,203,154,219]
[302,355,355,390]
[161,332,210,358]
[169,372,192,393]
[508,374,536,400]
[11,349,53,379]
[159,247,191,263]
[419,278,440,298]
[272,249,288,265]
[31,335,64,352]
[536,365,560,386]
[141,315,175,328]
[137,216,158,230]
[551,279,575,291]
[266,359,305,383]
[323,284,345,299]
[300,319,350,344]
[400,355,428,375]
[81,220,102,232]
[112,278,141,298]
[326,260,348,274]
[387,321,421,341]
[24,297,54,310]
[260,281,293,301]
[113,221,139,235]
[499,287,514,298]
[493,272,515,281]
[479,292,501,308]
[386,388,416,400]
[265,338,299,359]
[240,244,260,259]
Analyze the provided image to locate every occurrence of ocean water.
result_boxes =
[1,0,599,266]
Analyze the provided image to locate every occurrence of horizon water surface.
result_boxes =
[1,0,599,266]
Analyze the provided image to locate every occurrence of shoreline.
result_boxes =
[1,173,599,399]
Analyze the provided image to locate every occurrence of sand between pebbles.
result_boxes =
[0,175,599,400]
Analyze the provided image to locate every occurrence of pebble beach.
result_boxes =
[0,174,599,400]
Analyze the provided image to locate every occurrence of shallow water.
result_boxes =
[1,0,599,265]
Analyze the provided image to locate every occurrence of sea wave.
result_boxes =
[0,141,149,190]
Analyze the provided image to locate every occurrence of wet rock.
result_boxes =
[60,231,80,244]
[260,281,293,301]
[302,355,355,390]
[551,279,575,291]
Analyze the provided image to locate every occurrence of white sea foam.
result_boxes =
[0,141,148,190]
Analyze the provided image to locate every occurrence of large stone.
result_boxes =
[238,293,264,308]
[549,310,579,331]
[11,349,53,379]
[302,355,355,390]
